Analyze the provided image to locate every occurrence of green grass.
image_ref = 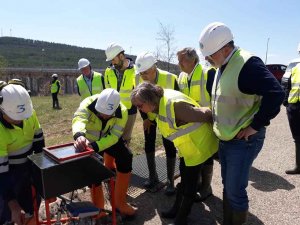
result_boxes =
[31,94,162,155]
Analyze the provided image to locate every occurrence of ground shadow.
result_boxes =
[249,167,295,192]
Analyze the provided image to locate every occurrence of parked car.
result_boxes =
[281,58,300,89]
[266,64,287,82]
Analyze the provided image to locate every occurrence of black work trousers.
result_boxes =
[51,93,59,108]
[287,103,300,142]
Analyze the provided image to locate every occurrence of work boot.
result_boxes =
[161,183,183,219]
[286,141,300,174]
[168,196,194,225]
[232,210,248,225]
[165,157,176,196]
[195,164,213,202]
[223,193,232,225]
[90,185,107,219]
[115,172,136,217]
[143,152,159,189]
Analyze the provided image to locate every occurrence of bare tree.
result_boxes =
[156,21,176,71]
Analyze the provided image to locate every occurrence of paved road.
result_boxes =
[125,107,300,225]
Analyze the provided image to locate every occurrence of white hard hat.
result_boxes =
[52,73,58,78]
[95,88,120,115]
[135,52,157,74]
[199,22,234,57]
[0,84,33,120]
[78,58,90,70]
[105,43,124,61]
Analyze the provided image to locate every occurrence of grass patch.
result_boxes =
[31,94,162,154]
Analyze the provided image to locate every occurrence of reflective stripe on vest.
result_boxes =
[77,72,104,100]
[178,64,211,107]
[8,143,32,164]
[288,64,300,103]
[211,49,261,141]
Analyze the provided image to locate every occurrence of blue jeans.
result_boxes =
[219,127,266,211]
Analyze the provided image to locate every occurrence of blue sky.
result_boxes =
[1,0,299,65]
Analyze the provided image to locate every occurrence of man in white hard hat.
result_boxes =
[135,51,179,195]
[72,88,137,218]
[177,47,218,202]
[50,73,61,109]
[199,22,284,224]
[0,81,45,225]
[77,58,105,100]
[103,43,137,173]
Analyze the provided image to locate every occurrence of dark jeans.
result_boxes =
[219,127,266,211]
[144,121,177,158]
[0,163,34,223]
[51,93,59,108]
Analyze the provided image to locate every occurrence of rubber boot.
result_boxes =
[104,153,116,172]
[168,196,194,225]
[161,184,183,219]
[196,164,213,201]
[90,185,107,219]
[143,152,159,189]
[165,157,176,196]
[115,172,136,217]
[223,193,232,225]
[232,210,248,225]
[285,141,300,174]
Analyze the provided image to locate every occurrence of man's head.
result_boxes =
[177,47,199,74]
[105,43,126,70]
[199,22,234,68]
[52,74,58,80]
[0,83,33,122]
[135,52,157,83]
[95,88,120,120]
[78,58,92,77]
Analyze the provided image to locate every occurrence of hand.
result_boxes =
[143,119,155,134]
[8,200,23,225]
[74,136,89,152]
[236,126,257,141]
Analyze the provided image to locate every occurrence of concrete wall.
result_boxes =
[0,68,104,96]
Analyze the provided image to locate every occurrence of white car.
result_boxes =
[281,57,300,89]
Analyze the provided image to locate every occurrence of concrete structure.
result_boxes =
[0,68,104,96]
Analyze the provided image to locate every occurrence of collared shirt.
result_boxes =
[83,72,93,93]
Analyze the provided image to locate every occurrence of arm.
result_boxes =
[31,111,45,153]
[174,102,212,126]
[238,56,285,131]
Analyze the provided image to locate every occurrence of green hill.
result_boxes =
[0,37,179,73]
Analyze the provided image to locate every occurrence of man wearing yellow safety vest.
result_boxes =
[199,22,284,225]
[50,73,61,109]
[284,61,300,174]
[131,82,218,225]
[76,58,105,100]
[0,81,45,225]
[103,43,137,175]
[135,51,179,195]
[177,47,217,202]
[72,88,136,219]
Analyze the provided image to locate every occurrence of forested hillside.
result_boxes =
[0,37,179,73]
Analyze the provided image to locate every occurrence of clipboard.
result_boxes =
[43,142,94,164]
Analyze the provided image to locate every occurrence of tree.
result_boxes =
[156,21,176,71]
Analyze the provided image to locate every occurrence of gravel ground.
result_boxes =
[123,106,300,225]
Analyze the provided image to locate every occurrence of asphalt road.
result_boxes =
[124,106,300,225]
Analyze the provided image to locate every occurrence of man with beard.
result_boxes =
[103,43,137,171]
